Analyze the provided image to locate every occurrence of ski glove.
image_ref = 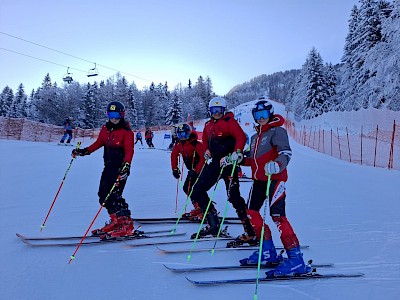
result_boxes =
[220,151,243,167]
[204,150,212,164]
[172,169,181,179]
[71,148,89,157]
[118,162,131,181]
[265,161,280,175]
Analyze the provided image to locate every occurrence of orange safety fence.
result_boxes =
[285,118,399,170]
[0,117,99,143]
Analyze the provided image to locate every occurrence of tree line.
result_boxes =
[1,0,399,127]
[0,73,215,129]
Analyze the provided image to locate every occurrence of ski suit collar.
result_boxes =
[256,114,285,133]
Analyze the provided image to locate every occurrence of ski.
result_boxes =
[16,228,172,241]
[17,232,186,247]
[186,272,365,285]
[134,217,242,224]
[164,262,333,272]
[157,244,310,254]
[123,236,236,248]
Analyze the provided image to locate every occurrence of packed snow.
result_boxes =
[1,101,399,300]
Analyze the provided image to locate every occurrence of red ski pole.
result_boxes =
[40,142,81,231]
[68,173,123,264]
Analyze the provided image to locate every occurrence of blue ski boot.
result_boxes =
[266,246,312,277]
[239,239,280,266]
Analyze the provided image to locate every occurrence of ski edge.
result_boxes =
[186,272,365,285]
[17,232,186,247]
[157,244,309,253]
[163,262,334,272]
[16,228,173,241]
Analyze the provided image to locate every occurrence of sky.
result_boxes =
[1,0,359,95]
[1,100,399,299]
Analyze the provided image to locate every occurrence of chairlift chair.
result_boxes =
[63,67,73,84]
[87,63,99,77]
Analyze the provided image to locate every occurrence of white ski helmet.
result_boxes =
[208,97,227,109]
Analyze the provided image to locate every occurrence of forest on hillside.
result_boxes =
[1,0,399,128]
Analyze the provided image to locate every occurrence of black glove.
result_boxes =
[172,169,181,179]
[119,162,131,181]
[187,169,197,179]
[72,147,89,157]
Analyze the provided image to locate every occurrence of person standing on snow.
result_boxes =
[72,101,135,239]
[145,128,155,148]
[168,125,178,150]
[237,98,311,276]
[135,131,143,146]
[59,117,73,144]
[189,97,256,239]
[170,123,205,221]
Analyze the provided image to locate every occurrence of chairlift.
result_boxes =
[87,63,99,77]
[62,67,73,84]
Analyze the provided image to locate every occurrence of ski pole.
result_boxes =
[171,162,206,234]
[254,173,272,300]
[174,156,182,213]
[68,172,124,264]
[187,165,225,261]
[40,142,81,231]
[211,159,237,255]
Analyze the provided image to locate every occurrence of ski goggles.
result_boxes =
[209,106,225,115]
[177,131,190,140]
[252,109,271,121]
[107,111,122,119]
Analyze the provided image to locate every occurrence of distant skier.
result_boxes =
[145,128,154,148]
[135,131,143,146]
[72,101,135,239]
[168,125,178,150]
[170,123,205,220]
[237,98,311,276]
[59,117,73,144]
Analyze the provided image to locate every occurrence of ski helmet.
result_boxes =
[208,97,227,115]
[106,101,125,119]
[251,98,274,121]
[176,123,192,140]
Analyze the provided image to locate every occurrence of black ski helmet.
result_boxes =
[251,97,274,121]
[106,101,125,118]
[176,123,192,140]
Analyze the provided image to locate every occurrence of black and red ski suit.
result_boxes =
[170,132,205,196]
[190,112,255,235]
[86,119,134,216]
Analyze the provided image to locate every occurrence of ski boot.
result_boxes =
[227,233,259,248]
[92,213,118,236]
[181,203,203,221]
[266,246,312,277]
[239,239,280,266]
[191,210,220,239]
[101,216,134,240]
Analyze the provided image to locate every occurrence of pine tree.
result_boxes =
[9,84,27,117]
[303,48,328,119]
[0,86,14,117]
[165,89,182,125]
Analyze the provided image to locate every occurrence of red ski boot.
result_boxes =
[92,213,118,236]
[102,216,134,239]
